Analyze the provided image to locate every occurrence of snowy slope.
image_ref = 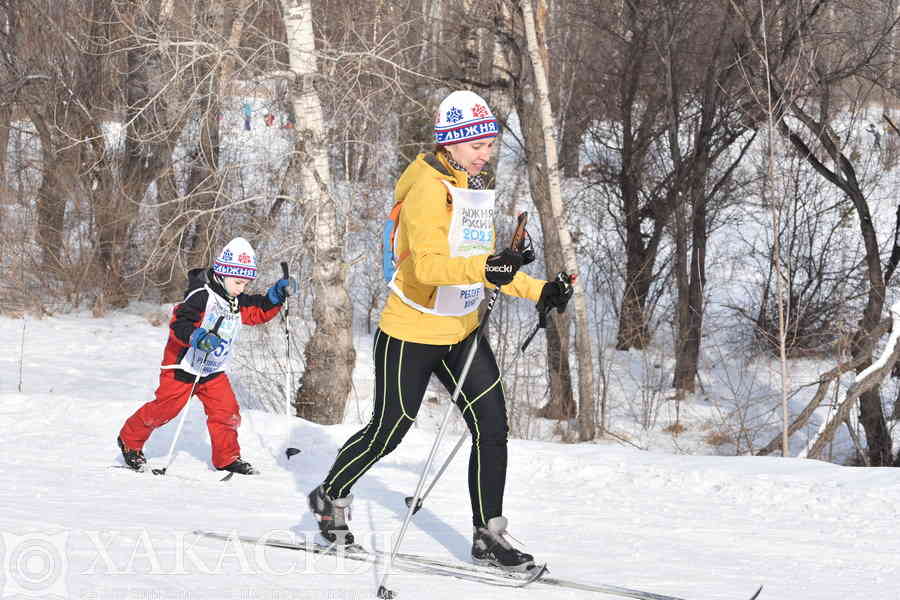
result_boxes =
[2,311,900,600]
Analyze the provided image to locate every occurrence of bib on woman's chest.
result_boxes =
[388,180,496,317]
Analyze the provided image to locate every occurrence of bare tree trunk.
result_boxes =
[80,2,132,308]
[93,0,191,307]
[616,231,655,349]
[559,115,585,179]
[671,120,717,395]
[182,1,228,269]
[664,10,692,395]
[666,8,718,395]
[671,199,691,395]
[27,105,79,275]
[154,170,184,301]
[801,306,900,460]
[676,192,707,392]
[610,2,670,352]
[0,106,10,186]
[280,0,355,424]
[776,112,893,464]
[33,137,67,272]
[520,0,596,440]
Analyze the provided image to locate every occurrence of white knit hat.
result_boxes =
[434,91,500,146]
[213,237,257,280]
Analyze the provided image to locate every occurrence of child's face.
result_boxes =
[223,277,250,297]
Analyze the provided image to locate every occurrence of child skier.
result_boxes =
[117,237,298,475]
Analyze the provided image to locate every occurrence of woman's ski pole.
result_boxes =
[376,213,530,600]
[399,272,575,511]
[403,303,552,514]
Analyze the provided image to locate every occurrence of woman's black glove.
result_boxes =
[537,272,575,314]
[485,248,524,286]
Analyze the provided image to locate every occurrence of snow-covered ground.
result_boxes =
[2,311,900,600]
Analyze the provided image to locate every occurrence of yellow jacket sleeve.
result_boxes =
[494,270,545,303]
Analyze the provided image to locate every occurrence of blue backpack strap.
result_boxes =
[382,218,396,282]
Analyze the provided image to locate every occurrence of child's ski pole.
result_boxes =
[152,316,224,476]
[280,261,294,417]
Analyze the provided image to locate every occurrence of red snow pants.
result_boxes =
[119,370,242,469]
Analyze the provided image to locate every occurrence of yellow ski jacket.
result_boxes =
[379,152,545,345]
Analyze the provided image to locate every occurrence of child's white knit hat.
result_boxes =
[213,237,257,280]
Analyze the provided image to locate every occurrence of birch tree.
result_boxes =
[519,0,596,440]
[279,0,355,424]
[495,0,576,421]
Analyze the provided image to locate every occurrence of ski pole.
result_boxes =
[400,272,575,512]
[376,212,530,600]
[403,305,552,514]
[152,316,224,476]
[280,261,293,417]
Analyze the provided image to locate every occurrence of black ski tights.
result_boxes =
[321,328,508,527]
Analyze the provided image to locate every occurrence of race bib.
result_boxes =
[388,181,496,317]
[189,304,241,376]
[175,288,243,377]
[431,182,494,315]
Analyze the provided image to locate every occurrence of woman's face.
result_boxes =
[445,138,497,176]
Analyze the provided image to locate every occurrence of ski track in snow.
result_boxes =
[2,312,900,600]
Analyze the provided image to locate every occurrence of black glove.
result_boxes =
[537,272,575,314]
[485,248,524,286]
